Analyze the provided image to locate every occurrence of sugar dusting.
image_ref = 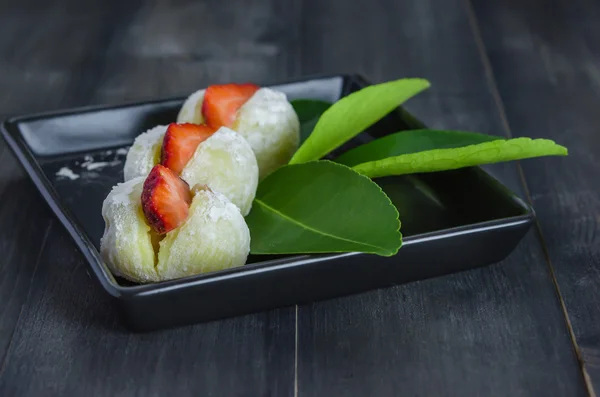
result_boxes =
[207,190,238,222]
[123,125,167,181]
[54,146,131,182]
[180,126,259,216]
[81,160,121,171]
[176,88,206,124]
[105,177,141,207]
[133,125,168,151]
[56,167,80,180]
[155,186,250,280]
[235,87,300,177]
[239,87,291,125]
[100,176,160,283]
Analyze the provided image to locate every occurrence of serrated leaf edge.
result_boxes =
[250,160,402,257]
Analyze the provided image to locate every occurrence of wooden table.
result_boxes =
[0,0,598,395]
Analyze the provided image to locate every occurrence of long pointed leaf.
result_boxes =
[336,129,502,166]
[289,78,430,164]
[335,130,567,178]
[291,99,331,144]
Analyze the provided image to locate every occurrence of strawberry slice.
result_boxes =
[141,164,193,234]
[202,83,259,129]
[161,123,215,174]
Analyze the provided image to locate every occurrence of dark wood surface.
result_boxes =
[0,0,597,396]
[471,0,600,392]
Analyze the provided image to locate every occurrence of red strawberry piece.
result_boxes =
[161,122,215,174]
[141,164,193,234]
[201,83,259,129]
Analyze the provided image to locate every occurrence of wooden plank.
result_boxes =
[470,0,600,392]
[89,0,303,105]
[0,0,297,395]
[295,0,588,395]
[0,0,143,365]
[0,228,295,397]
[0,176,53,365]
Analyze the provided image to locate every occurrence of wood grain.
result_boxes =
[470,0,600,392]
[295,0,587,396]
[0,1,297,396]
[0,0,132,368]
[0,228,295,397]
[0,0,594,396]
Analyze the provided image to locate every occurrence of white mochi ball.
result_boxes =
[100,176,160,283]
[123,125,167,181]
[100,182,251,283]
[156,186,250,280]
[176,87,300,179]
[234,88,300,179]
[176,88,205,125]
[181,127,258,216]
[122,124,258,215]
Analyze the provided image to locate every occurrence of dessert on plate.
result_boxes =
[124,123,258,216]
[176,83,300,179]
[101,81,301,284]
[100,165,250,283]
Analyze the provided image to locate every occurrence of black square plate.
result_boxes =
[1,74,534,331]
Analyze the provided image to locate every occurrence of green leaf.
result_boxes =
[335,130,568,178]
[289,78,431,165]
[291,99,331,143]
[246,161,401,256]
[336,129,502,166]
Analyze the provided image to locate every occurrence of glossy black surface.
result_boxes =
[2,74,534,331]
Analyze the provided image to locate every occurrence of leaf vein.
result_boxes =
[254,198,390,252]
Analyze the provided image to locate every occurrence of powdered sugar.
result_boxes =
[55,146,130,182]
[176,88,206,124]
[55,167,80,180]
[206,189,239,222]
[234,87,300,178]
[80,159,121,171]
[155,186,249,280]
[123,125,168,181]
[239,88,291,126]
[103,177,142,208]
[134,125,168,150]
[100,176,160,282]
[180,126,258,216]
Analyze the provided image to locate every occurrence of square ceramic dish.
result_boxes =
[1,74,535,331]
